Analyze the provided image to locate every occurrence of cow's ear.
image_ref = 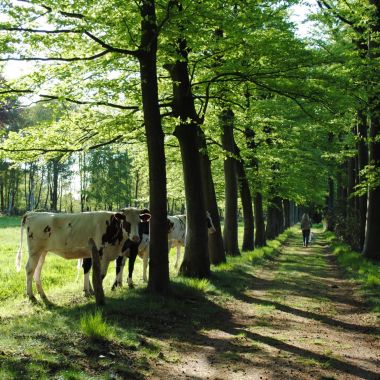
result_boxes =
[140,213,151,222]
[115,213,126,220]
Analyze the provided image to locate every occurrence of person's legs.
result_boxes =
[302,230,307,246]
[305,229,311,247]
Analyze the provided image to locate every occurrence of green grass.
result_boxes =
[330,237,380,315]
[79,309,115,341]
[1,215,379,379]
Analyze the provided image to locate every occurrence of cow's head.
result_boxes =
[206,211,216,234]
[120,207,151,243]
[102,213,127,245]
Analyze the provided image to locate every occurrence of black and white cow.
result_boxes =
[168,212,216,269]
[16,208,144,301]
[111,212,216,288]
[110,219,150,289]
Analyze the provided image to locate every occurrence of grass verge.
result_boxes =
[327,232,380,316]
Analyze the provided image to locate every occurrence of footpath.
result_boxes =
[152,230,380,380]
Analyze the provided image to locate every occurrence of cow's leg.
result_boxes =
[127,244,138,288]
[174,244,182,269]
[33,252,47,300]
[142,248,149,282]
[82,258,94,297]
[111,256,125,290]
[100,257,111,280]
[25,251,42,302]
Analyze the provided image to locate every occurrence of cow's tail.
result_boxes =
[16,215,26,272]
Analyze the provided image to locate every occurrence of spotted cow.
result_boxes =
[111,212,216,288]
[16,208,145,301]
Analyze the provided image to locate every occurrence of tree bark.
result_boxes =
[165,31,210,277]
[254,192,266,247]
[362,0,380,261]
[221,109,240,256]
[198,128,226,265]
[234,144,254,251]
[357,108,368,249]
[266,196,283,239]
[139,0,170,292]
[89,238,105,306]
[283,199,291,229]
[50,159,59,212]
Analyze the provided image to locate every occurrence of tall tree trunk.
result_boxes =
[357,108,368,250]
[234,144,254,251]
[165,54,210,277]
[163,11,211,277]
[50,159,59,212]
[139,0,170,292]
[362,0,380,261]
[198,128,226,265]
[283,199,291,229]
[266,196,283,239]
[0,177,4,212]
[254,192,266,247]
[347,156,356,216]
[221,109,240,256]
[134,170,140,207]
[176,123,210,277]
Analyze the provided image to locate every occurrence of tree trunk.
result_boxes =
[176,123,210,277]
[198,128,226,265]
[139,0,170,292]
[50,159,59,212]
[221,109,240,256]
[266,196,283,239]
[254,192,266,247]
[357,108,368,249]
[89,238,105,306]
[134,170,140,207]
[283,199,291,229]
[235,144,254,251]
[164,25,210,277]
[362,0,380,261]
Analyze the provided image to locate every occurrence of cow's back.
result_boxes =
[24,212,116,259]
[168,215,186,243]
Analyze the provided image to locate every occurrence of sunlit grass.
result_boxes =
[79,309,115,341]
[176,277,213,293]
[331,239,380,315]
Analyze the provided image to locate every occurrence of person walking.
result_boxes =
[300,213,312,247]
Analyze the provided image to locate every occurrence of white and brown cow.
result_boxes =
[16,208,144,301]
[111,212,216,288]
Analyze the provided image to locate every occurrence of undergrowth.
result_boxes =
[327,232,380,316]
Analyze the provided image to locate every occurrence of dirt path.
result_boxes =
[150,231,380,380]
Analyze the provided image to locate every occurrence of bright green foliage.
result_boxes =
[0,0,374,215]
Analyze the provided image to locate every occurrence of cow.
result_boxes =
[111,212,216,289]
[16,207,147,301]
[169,212,216,269]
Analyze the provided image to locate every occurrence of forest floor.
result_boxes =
[1,227,379,380]
[149,231,380,380]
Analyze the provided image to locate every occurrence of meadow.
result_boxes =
[1,216,378,380]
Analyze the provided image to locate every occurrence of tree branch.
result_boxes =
[0,135,125,155]
[0,50,111,62]
[0,88,139,111]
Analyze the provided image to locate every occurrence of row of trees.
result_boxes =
[0,0,379,295]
